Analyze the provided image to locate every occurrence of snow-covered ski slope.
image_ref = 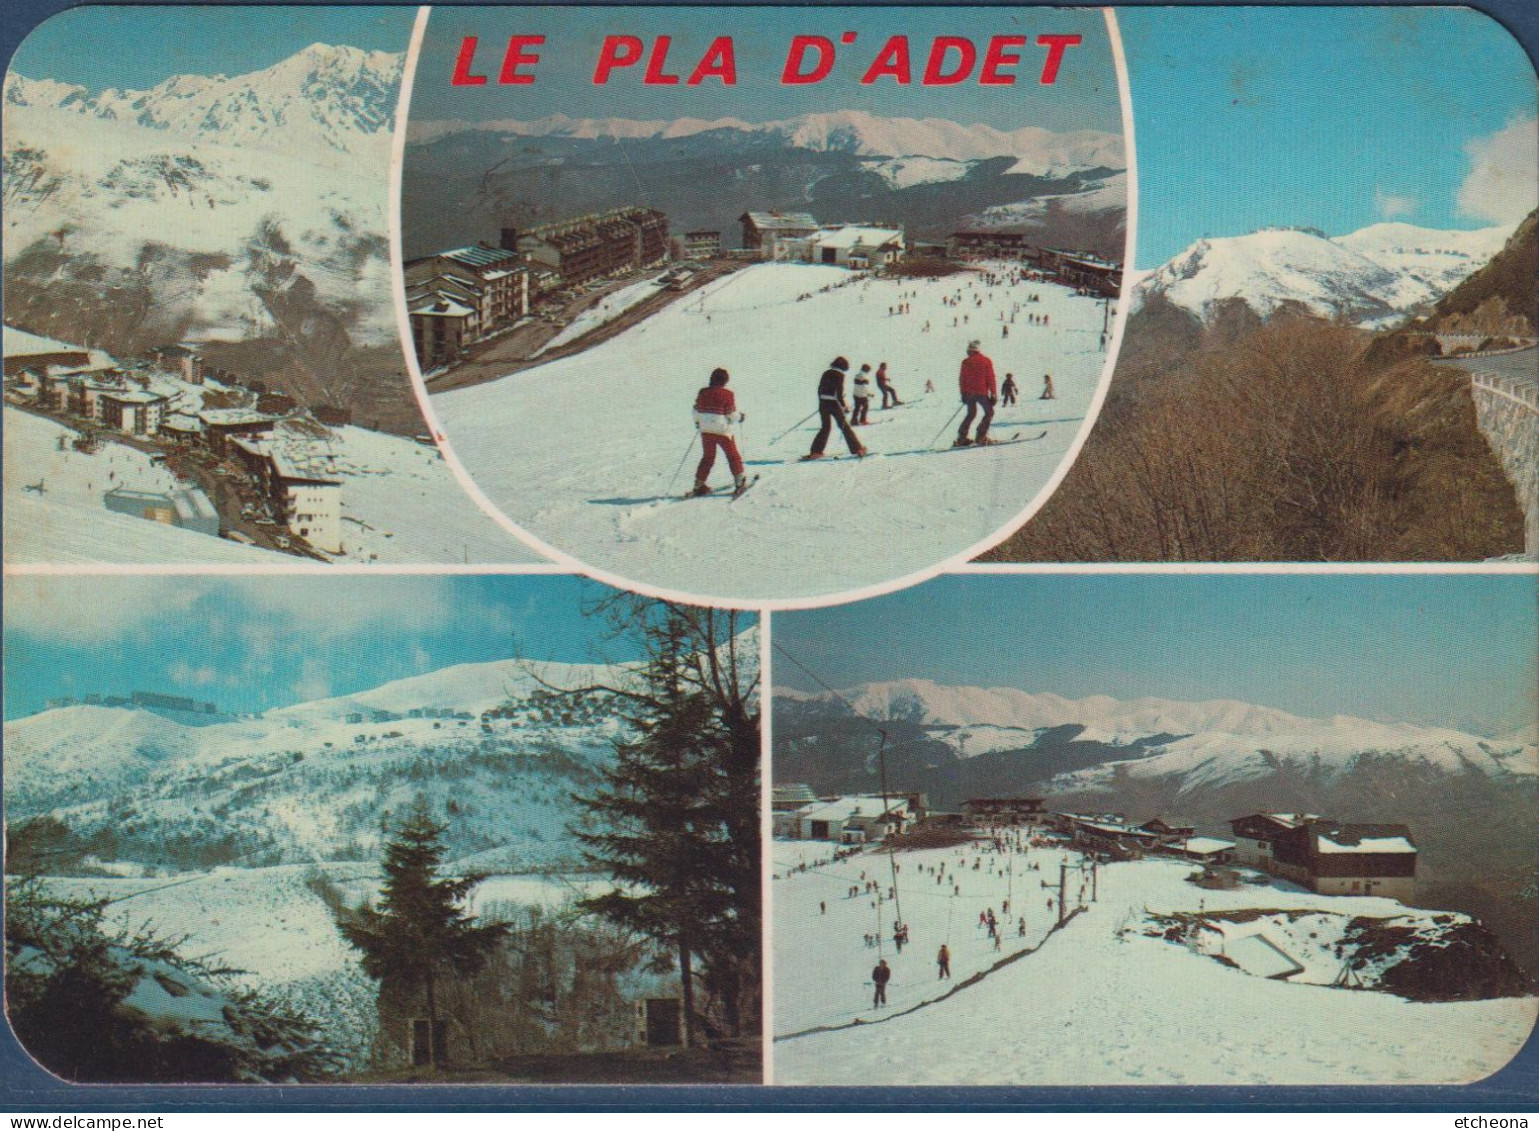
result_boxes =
[2,408,270,564]
[44,866,603,992]
[773,842,1537,1084]
[2,406,540,565]
[434,263,1110,602]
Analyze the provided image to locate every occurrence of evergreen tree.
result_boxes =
[6,877,336,1082]
[338,803,507,1066]
[568,599,760,1045]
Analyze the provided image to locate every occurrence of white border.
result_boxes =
[760,610,776,1084]
[393,6,1142,613]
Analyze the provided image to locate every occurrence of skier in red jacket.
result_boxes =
[955,340,998,447]
[691,367,748,497]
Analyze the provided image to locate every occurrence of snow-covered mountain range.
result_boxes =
[1137,223,1514,327]
[4,658,636,871]
[3,44,403,353]
[4,44,400,160]
[776,677,1536,799]
[410,108,1125,180]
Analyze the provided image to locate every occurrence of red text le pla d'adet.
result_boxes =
[451,33,1083,87]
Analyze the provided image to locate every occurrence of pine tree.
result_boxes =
[568,600,760,1046]
[338,803,507,1066]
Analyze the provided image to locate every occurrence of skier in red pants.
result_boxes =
[691,367,748,497]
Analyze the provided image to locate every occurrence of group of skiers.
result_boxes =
[805,357,907,459]
[687,333,1057,493]
[999,372,1055,406]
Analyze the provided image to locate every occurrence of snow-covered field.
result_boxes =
[305,425,542,564]
[41,865,602,991]
[435,263,1112,601]
[2,405,540,565]
[772,840,1537,1084]
[533,274,667,357]
[2,408,270,564]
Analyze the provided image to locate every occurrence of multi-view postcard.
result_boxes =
[0,1,1535,1106]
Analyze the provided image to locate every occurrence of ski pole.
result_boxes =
[664,433,696,495]
[770,408,820,446]
[927,403,965,448]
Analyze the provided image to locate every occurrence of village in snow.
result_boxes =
[771,794,1537,1085]
[1,329,536,565]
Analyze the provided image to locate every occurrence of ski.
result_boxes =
[797,451,868,463]
[681,474,759,500]
[946,430,1048,451]
[729,474,761,502]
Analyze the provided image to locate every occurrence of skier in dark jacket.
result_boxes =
[871,958,892,1007]
[691,367,748,497]
[937,944,951,980]
[806,356,867,460]
[875,362,901,408]
[1001,372,1018,406]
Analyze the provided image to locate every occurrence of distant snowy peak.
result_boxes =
[967,171,1126,229]
[795,677,1317,740]
[268,656,634,722]
[781,677,1535,779]
[411,108,1124,174]
[1139,223,1513,326]
[5,44,403,159]
[1331,222,1515,298]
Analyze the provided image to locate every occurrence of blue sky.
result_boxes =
[1,575,696,720]
[772,574,1537,738]
[1123,7,1539,266]
[8,6,415,89]
[413,6,1120,133]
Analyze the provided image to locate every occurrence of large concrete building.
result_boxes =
[739,211,820,259]
[405,244,531,370]
[511,207,669,288]
[1229,813,1417,902]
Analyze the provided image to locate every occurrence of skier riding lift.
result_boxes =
[691,367,749,497]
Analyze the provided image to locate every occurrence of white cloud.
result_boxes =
[4,576,204,644]
[1374,188,1416,220]
[1457,115,1539,224]
[234,577,464,641]
[291,656,332,703]
[168,660,220,687]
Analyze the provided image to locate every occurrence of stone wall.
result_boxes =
[1470,372,1539,558]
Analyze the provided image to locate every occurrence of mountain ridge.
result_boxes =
[1137,223,1514,328]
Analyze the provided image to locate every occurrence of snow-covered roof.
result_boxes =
[162,413,204,432]
[1315,833,1416,855]
[4,326,119,372]
[409,295,475,318]
[815,225,904,251]
[100,389,167,405]
[1225,933,1303,981]
[801,796,906,824]
[199,409,276,427]
[1180,837,1236,855]
[743,211,819,232]
[229,437,341,483]
[440,244,521,270]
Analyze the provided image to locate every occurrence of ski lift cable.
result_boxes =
[771,641,906,924]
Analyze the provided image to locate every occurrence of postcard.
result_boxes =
[1,2,1534,1109]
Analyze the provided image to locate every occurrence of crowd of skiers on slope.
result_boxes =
[794,834,1071,1012]
[689,342,1058,494]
